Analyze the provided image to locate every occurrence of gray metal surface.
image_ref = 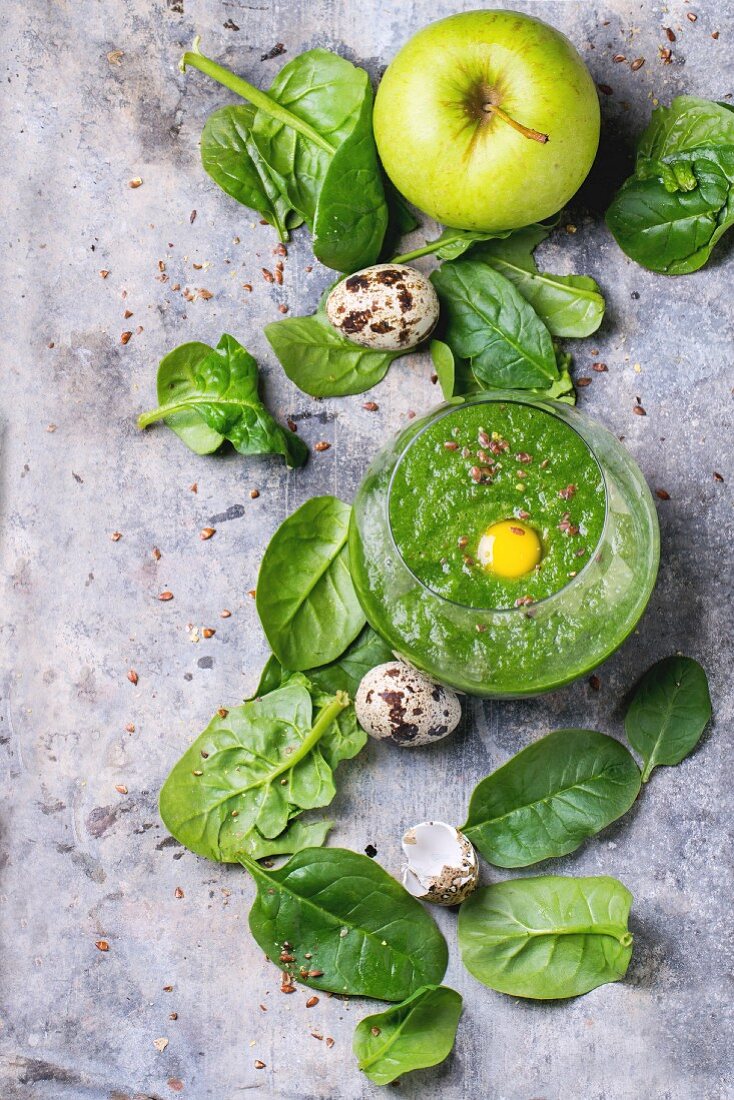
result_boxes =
[1,2,732,1098]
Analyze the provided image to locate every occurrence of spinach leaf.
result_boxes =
[463,729,641,868]
[240,816,333,861]
[200,105,300,240]
[394,226,513,263]
[256,496,366,669]
[458,875,634,1000]
[431,339,575,404]
[353,985,462,1085]
[624,656,712,782]
[159,679,362,862]
[137,334,307,468]
[182,41,388,272]
[265,310,402,397]
[380,179,420,261]
[431,261,559,390]
[638,95,734,160]
[472,226,606,338]
[607,95,734,274]
[241,847,449,1000]
[606,150,733,274]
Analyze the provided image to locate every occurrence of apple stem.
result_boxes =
[484,103,549,144]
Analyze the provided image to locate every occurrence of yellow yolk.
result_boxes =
[477,520,542,579]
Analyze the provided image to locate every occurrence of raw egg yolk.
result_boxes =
[477,520,542,578]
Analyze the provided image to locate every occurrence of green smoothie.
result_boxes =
[388,402,606,610]
[350,394,659,698]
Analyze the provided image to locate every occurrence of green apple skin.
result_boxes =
[373,10,600,231]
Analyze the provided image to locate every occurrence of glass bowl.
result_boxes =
[349,392,660,698]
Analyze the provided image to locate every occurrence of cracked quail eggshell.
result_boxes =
[325,263,439,351]
[354,661,461,746]
[402,821,479,906]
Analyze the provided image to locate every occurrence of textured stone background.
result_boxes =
[1,1,732,1098]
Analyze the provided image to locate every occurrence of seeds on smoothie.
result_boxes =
[509,526,526,536]
[558,484,577,500]
[539,458,550,469]
[443,441,458,451]
[470,466,482,483]
[515,452,533,463]
[514,595,534,607]
[478,429,490,447]
[457,536,469,548]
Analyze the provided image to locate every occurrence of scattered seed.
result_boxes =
[712,30,720,39]
[127,669,139,685]
[286,417,297,432]
[220,609,232,618]
[203,628,215,639]
[559,484,577,501]
[120,331,132,345]
[470,466,482,483]
[95,940,109,951]
[129,177,143,188]
[115,784,128,795]
[515,452,533,464]
[613,53,626,62]
[123,309,133,319]
[174,887,184,899]
[515,595,534,607]
[163,985,174,992]
[713,471,724,482]
[655,488,670,500]
[159,591,174,601]
[589,674,601,691]
[665,26,676,41]
[99,269,110,278]
[189,483,198,493]
[169,1012,178,1021]
[46,423,57,432]
[444,441,459,451]
[326,1037,335,1048]
[687,11,697,21]
[577,377,592,387]
[152,547,161,561]
[363,401,379,412]
[278,304,288,313]
[243,283,253,292]
[458,536,468,549]
[110,531,122,541]
[308,969,323,978]
[598,83,613,96]
[630,57,645,70]
[250,489,260,499]
[306,996,319,1008]
[125,723,135,733]
[633,404,647,416]
[371,1027,381,1037]
[192,769,203,777]
[659,47,672,63]
[153,1038,169,1053]
[200,527,216,540]
[168,1077,184,1092]
[198,288,213,300]
[107,49,124,64]
[254,1060,266,1070]
[314,441,331,452]
[591,362,608,372]
[476,623,487,633]
[262,268,275,283]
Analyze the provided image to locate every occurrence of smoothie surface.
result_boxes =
[388,400,606,609]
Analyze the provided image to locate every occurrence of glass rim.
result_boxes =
[385,392,610,615]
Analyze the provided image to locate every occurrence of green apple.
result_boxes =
[374,10,600,231]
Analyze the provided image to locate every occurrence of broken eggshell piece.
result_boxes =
[402,821,479,906]
[325,263,439,351]
[354,661,461,745]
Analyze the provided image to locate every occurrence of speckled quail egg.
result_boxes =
[354,661,461,746]
[402,821,479,906]
[325,263,439,351]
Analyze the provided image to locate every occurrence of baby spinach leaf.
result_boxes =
[353,985,462,1085]
[458,875,634,1000]
[158,679,361,862]
[240,817,333,861]
[265,310,402,397]
[463,729,641,868]
[638,95,734,160]
[182,41,388,272]
[137,334,307,468]
[607,95,734,274]
[431,261,559,390]
[431,340,576,405]
[380,180,420,261]
[241,847,449,1000]
[200,105,300,240]
[394,226,513,264]
[256,496,366,669]
[624,655,712,782]
[472,226,606,338]
[606,150,733,274]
